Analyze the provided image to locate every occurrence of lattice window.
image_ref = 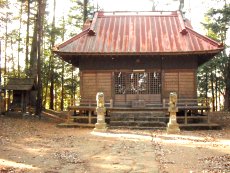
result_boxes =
[114,72,161,95]
[149,72,161,94]
[114,72,126,94]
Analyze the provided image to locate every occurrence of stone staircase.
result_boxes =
[109,111,168,129]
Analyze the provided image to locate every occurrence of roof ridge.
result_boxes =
[88,12,98,35]
[97,11,178,13]
[97,11,178,17]
[176,11,188,35]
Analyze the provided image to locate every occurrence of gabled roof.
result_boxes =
[54,11,223,58]
[4,78,35,91]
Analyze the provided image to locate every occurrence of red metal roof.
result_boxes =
[54,11,223,55]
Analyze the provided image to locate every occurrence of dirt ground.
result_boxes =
[0,114,229,173]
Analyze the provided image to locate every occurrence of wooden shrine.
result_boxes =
[54,11,224,128]
[3,78,37,114]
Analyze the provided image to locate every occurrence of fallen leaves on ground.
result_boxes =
[199,154,230,172]
[53,150,84,164]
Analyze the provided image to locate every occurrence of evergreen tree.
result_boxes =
[199,1,230,110]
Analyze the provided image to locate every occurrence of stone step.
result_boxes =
[179,123,221,130]
[109,111,167,128]
[111,116,168,121]
[110,121,167,127]
[110,112,166,119]
[109,126,166,130]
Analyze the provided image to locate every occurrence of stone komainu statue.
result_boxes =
[96,92,105,108]
[169,92,178,111]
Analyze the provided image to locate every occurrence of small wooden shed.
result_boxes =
[3,78,37,113]
[54,11,223,108]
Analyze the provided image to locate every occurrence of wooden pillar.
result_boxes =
[207,112,210,124]
[161,57,164,103]
[111,72,115,105]
[21,92,24,111]
[88,111,92,124]
[163,99,166,108]
[185,110,188,125]
[110,99,113,108]
[67,107,71,123]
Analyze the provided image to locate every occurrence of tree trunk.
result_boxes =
[211,72,215,111]
[30,17,38,78]
[215,67,218,110]
[218,79,221,110]
[83,0,88,23]
[0,41,2,86]
[36,0,46,116]
[4,11,8,76]
[224,59,230,111]
[225,87,230,111]
[25,0,30,76]
[49,68,54,109]
[223,0,230,111]
[71,65,74,105]
[60,61,64,111]
[205,72,208,105]
[54,83,57,110]
[3,7,9,108]
[17,1,23,77]
[10,37,16,76]
[49,0,56,110]
[60,16,65,111]
[43,53,50,108]
[179,0,184,11]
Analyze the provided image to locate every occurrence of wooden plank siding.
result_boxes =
[80,68,197,105]
[163,70,196,99]
[179,72,196,98]
[81,71,112,101]
[81,70,162,105]
[114,94,161,105]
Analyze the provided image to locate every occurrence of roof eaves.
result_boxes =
[55,28,90,50]
[186,26,224,49]
[57,49,223,56]
[5,85,33,91]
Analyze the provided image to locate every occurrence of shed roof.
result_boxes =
[54,11,224,63]
[4,78,35,91]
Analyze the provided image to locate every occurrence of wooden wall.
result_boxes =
[163,70,196,99]
[114,94,161,105]
[79,56,162,70]
[80,71,112,101]
[80,70,197,104]
[79,55,198,104]
[79,55,197,70]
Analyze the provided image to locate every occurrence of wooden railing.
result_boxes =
[162,98,211,126]
[162,98,210,108]
[66,98,211,125]
[74,99,112,107]
[66,99,112,124]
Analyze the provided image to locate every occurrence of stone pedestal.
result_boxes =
[94,122,107,132]
[167,112,180,134]
[167,92,180,134]
[93,92,108,132]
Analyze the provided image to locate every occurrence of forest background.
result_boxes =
[0,0,229,115]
